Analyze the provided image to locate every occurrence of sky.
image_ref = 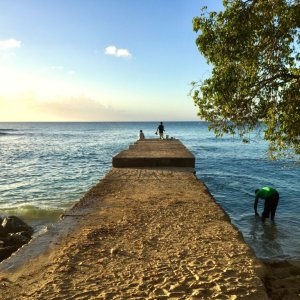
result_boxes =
[0,0,224,122]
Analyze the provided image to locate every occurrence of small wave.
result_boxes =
[0,205,64,222]
[0,128,18,132]
[0,130,22,136]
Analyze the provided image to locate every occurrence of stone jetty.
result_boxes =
[0,139,269,299]
[113,139,195,168]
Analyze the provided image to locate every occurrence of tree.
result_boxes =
[192,0,300,159]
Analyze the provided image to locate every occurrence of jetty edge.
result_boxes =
[0,139,269,299]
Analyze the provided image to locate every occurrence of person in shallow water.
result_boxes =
[254,187,279,222]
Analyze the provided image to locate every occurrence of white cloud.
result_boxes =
[0,38,21,50]
[105,45,131,58]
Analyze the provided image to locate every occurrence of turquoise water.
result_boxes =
[0,122,299,260]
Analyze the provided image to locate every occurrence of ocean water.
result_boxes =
[0,122,299,261]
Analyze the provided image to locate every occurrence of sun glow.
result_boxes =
[0,67,117,121]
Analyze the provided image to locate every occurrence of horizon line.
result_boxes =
[0,120,205,123]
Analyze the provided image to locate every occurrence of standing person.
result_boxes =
[138,130,145,140]
[254,187,279,222]
[156,122,165,139]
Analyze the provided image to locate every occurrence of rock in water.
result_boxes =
[0,225,8,237]
[1,216,34,235]
[0,216,34,262]
[0,246,19,261]
[6,232,32,247]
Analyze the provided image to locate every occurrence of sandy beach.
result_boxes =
[0,168,299,299]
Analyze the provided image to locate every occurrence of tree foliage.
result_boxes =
[192,0,300,158]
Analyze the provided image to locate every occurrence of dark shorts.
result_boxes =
[262,192,279,221]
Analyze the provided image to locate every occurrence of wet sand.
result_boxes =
[263,260,300,299]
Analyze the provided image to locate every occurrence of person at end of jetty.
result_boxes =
[138,129,145,140]
[156,122,165,139]
[254,187,279,222]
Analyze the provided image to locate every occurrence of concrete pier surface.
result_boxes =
[1,139,296,299]
[113,139,195,168]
